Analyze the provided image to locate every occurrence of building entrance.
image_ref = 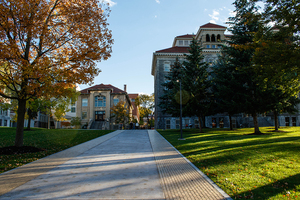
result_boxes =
[95,111,105,121]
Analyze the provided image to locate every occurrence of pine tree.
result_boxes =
[182,38,211,133]
[224,0,268,134]
[251,9,300,131]
[158,57,182,117]
[211,54,244,130]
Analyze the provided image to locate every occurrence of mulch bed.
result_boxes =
[0,146,45,155]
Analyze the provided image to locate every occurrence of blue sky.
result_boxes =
[78,0,236,95]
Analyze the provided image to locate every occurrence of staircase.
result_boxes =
[90,121,105,129]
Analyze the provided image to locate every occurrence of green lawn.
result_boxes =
[158,127,300,200]
[0,127,113,174]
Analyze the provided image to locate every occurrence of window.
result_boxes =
[206,45,210,48]
[184,40,189,46]
[95,96,106,107]
[212,118,217,128]
[232,118,236,128]
[211,34,216,42]
[206,34,210,42]
[113,98,119,105]
[82,98,88,107]
[217,34,221,41]
[219,118,224,128]
[2,109,7,116]
[292,117,297,126]
[164,62,171,72]
[0,119,2,126]
[179,40,183,46]
[166,119,171,129]
[285,117,290,126]
[212,45,216,48]
[4,120,7,126]
[82,112,87,119]
[176,119,180,129]
[131,99,135,102]
[194,119,199,128]
[184,119,189,128]
[71,102,76,113]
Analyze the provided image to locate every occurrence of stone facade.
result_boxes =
[152,22,300,129]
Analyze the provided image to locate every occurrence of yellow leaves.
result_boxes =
[0,0,112,101]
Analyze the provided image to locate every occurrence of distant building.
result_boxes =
[152,23,229,129]
[77,84,132,129]
[128,94,140,123]
[0,107,10,127]
[151,22,300,129]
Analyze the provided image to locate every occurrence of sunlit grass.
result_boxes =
[0,127,112,174]
[158,127,300,200]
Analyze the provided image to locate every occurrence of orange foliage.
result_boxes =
[0,0,113,100]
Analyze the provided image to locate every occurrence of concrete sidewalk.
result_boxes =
[0,130,232,200]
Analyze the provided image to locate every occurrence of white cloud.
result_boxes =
[209,19,216,24]
[209,10,220,22]
[228,9,236,17]
[155,15,158,18]
[102,0,117,7]
[155,0,160,4]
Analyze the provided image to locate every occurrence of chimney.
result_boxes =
[124,84,127,92]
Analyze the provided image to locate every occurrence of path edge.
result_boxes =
[0,130,123,196]
[148,130,233,200]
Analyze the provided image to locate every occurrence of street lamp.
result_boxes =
[177,79,185,140]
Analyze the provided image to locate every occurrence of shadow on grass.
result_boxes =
[158,128,300,199]
[233,173,300,199]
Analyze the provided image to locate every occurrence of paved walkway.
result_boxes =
[0,130,232,200]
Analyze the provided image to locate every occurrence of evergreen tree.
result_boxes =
[224,0,268,134]
[182,38,211,133]
[251,9,300,131]
[211,54,244,130]
[158,57,183,117]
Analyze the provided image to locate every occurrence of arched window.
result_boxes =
[211,34,216,42]
[206,34,210,42]
[217,34,221,42]
[95,96,106,107]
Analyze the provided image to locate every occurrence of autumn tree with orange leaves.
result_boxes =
[0,0,113,147]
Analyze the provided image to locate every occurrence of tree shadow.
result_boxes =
[233,173,300,199]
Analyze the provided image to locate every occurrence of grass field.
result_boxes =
[0,127,112,174]
[158,127,300,200]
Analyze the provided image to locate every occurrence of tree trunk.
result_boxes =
[48,112,51,129]
[198,116,203,133]
[27,117,31,130]
[26,108,32,130]
[252,112,261,134]
[274,111,279,131]
[202,115,206,128]
[15,99,27,147]
[229,114,233,130]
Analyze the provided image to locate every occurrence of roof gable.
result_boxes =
[176,34,195,38]
[80,84,126,94]
[200,22,227,29]
[155,46,190,54]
